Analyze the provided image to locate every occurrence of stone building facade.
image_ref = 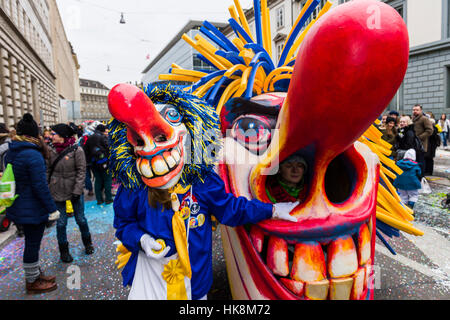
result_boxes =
[48,0,81,123]
[79,78,110,122]
[0,0,58,128]
[340,0,450,117]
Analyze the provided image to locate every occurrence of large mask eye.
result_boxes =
[163,106,182,126]
[231,114,274,154]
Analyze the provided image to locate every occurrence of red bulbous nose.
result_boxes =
[280,0,409,164]
[108,83,174,149]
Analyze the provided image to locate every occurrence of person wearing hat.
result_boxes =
[388,110,400,128]
[380,116,398,158]
[5,113,59,294]
[83,124,113,205]
[48,123,94,263]
[265,153,309,203]
[393,149,422,209]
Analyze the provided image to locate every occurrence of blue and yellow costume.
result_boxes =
[107,84,285,299]
[113,171,272,299]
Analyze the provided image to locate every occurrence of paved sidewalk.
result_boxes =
[0,152,448,300]
[433,147,450,179]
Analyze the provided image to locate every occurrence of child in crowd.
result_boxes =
[393,149,422,209]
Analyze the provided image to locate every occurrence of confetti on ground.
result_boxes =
[0,200,130,300]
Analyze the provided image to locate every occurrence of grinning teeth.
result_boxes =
[151,156,169,175]
[171,148,181,162]
[267,236,289,277]
[136,157,143,175]
[139,158,154,178]
[163,151,177,168]
[280,278,304,297]
[330,278,354,300]
[249,226,264,253]
[327,235,358,278]
[250,219,373,299]
[304,279,329,300]
[364,260,373,293]
[291,242,327,282]
[357,224,371,266]
[351,267,366,300]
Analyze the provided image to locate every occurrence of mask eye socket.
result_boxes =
[231,115,274,154]
[163,107,182,125]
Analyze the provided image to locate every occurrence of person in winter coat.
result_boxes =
[423,118,441,176]
[412,104,433,153]
[394,115,425,166]
[5,113,60,294]
[115,171,298,300]
[380,117,398,157]
[400,114,426,178]
[83,124,113,205]
[438,114,449,147]
[393,149,422,209]
[48,123,94,263]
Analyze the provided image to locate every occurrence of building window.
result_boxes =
[445,66,450,110]
[276,6,285,29]
[276,42,284,61]
[385,0,406,112]
[446,0,450,39]
[388,83,404,113]
[304,0,326,27]
[193,54,215,72]
[385,0,405,22]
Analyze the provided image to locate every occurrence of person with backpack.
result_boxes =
[83,124,113,205]
[48,123,94,263]
[4,113,60,294]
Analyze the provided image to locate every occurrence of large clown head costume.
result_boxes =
[156,0,423,300]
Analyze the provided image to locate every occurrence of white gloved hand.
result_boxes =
[272,201,299,222]
[48,210,61,221]
[140,234,171,259]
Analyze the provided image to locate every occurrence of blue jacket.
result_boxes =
[113,171,273,300]
[393,159,422,191]
[5,141,57,225]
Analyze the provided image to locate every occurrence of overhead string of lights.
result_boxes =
[72,0,229,19]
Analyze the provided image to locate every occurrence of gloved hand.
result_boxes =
[48,210,61,221]
[140,234,171,259]
[272,201,299,222]
[71,194,81,203]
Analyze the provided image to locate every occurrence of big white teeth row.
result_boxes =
[250,223,372,300]
[137,147,181,178]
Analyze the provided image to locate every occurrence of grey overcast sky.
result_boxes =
[56,0,253,89]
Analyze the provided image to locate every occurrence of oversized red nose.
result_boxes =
[108,83,174,144]
[250,0,409,211]
[279,0,409,164]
